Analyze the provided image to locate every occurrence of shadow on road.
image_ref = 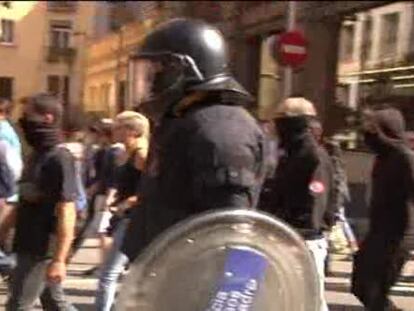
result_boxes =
[66,288,96,298]
[67,270,98,277]
[327,271,352,278]
[73,303,94,311]
[326,282,414,298]
[69,262,99,266]
[326,283,350,293]
[399,275,414,283]
[328,304,364,311]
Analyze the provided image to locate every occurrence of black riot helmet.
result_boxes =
[130,18,251,122]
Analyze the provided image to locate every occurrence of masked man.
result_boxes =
[121,18,266,261]
[0,94,78,311]
[261,97,335,311]
[351,107,414,311]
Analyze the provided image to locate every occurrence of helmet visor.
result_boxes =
[130,55,184,107]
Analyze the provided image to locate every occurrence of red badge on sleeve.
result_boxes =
[309,180,325,194]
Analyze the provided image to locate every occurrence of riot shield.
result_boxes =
[117,209,320,311]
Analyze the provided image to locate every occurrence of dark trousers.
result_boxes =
[351,235,408,311]
[6,254,77,311]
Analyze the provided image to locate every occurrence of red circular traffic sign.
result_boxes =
[276,31,308,68]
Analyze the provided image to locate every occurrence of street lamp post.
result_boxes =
[283,1,297,99]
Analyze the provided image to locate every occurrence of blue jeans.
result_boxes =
[336,207,358,249]
[96,218,129,311]
[0,249,16,275]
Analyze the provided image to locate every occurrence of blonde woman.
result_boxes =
[95,111,150,311]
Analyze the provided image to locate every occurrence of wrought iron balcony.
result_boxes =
[46,46,77,63]
[47,2,78,13]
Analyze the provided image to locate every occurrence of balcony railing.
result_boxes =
[46,46,76,63]
[47,2,77,13]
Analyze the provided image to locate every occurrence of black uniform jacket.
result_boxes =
[122,97,266,260]
[260,117,335,239]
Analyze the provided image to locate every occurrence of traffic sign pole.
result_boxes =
[283,1,297,99]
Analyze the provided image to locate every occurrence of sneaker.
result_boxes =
[349,242,359,253]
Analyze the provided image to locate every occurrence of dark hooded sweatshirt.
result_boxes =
[364,108,414,243]
[351,108,414,310]
[261,116,335,239]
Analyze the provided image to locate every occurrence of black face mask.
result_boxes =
[19,118,62,150]
[275,116,309,148]
[363,131,390,154]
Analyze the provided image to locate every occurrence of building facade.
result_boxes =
[0,1,98,116]
[82,1,393,123]
[175,1,392,123]
[337,2,414,110]
[83,20,154,116]
[223,1,392,124]
[83,2,186,116]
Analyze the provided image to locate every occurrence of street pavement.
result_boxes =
[1,239,413,310]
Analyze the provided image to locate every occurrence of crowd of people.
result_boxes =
[0,94,150,311]
[0,17,413,311]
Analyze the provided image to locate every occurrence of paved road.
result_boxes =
[1,239,413,310]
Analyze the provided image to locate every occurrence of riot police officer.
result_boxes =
[121,18,266,261]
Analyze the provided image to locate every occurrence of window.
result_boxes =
[109,2,136,30]
[47,75,60,96]
[89,86,97,108]
[109,20,121,32]
[381,12,399,58]
[335,84,349,107]
[361,17,372,61]
[49,20,72,48]
[47,75,70,105]
[0,77,13,99]
[63,76,70,106]
[47,2,77,12]
[100,84,111,111]
[118,81,126,112]
[0,19,14,44]
[340,24,355,62]
[135,1,159,22]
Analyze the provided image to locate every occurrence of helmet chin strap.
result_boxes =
[173,91,207,117]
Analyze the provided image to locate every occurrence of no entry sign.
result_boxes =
[276,31,308,68]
